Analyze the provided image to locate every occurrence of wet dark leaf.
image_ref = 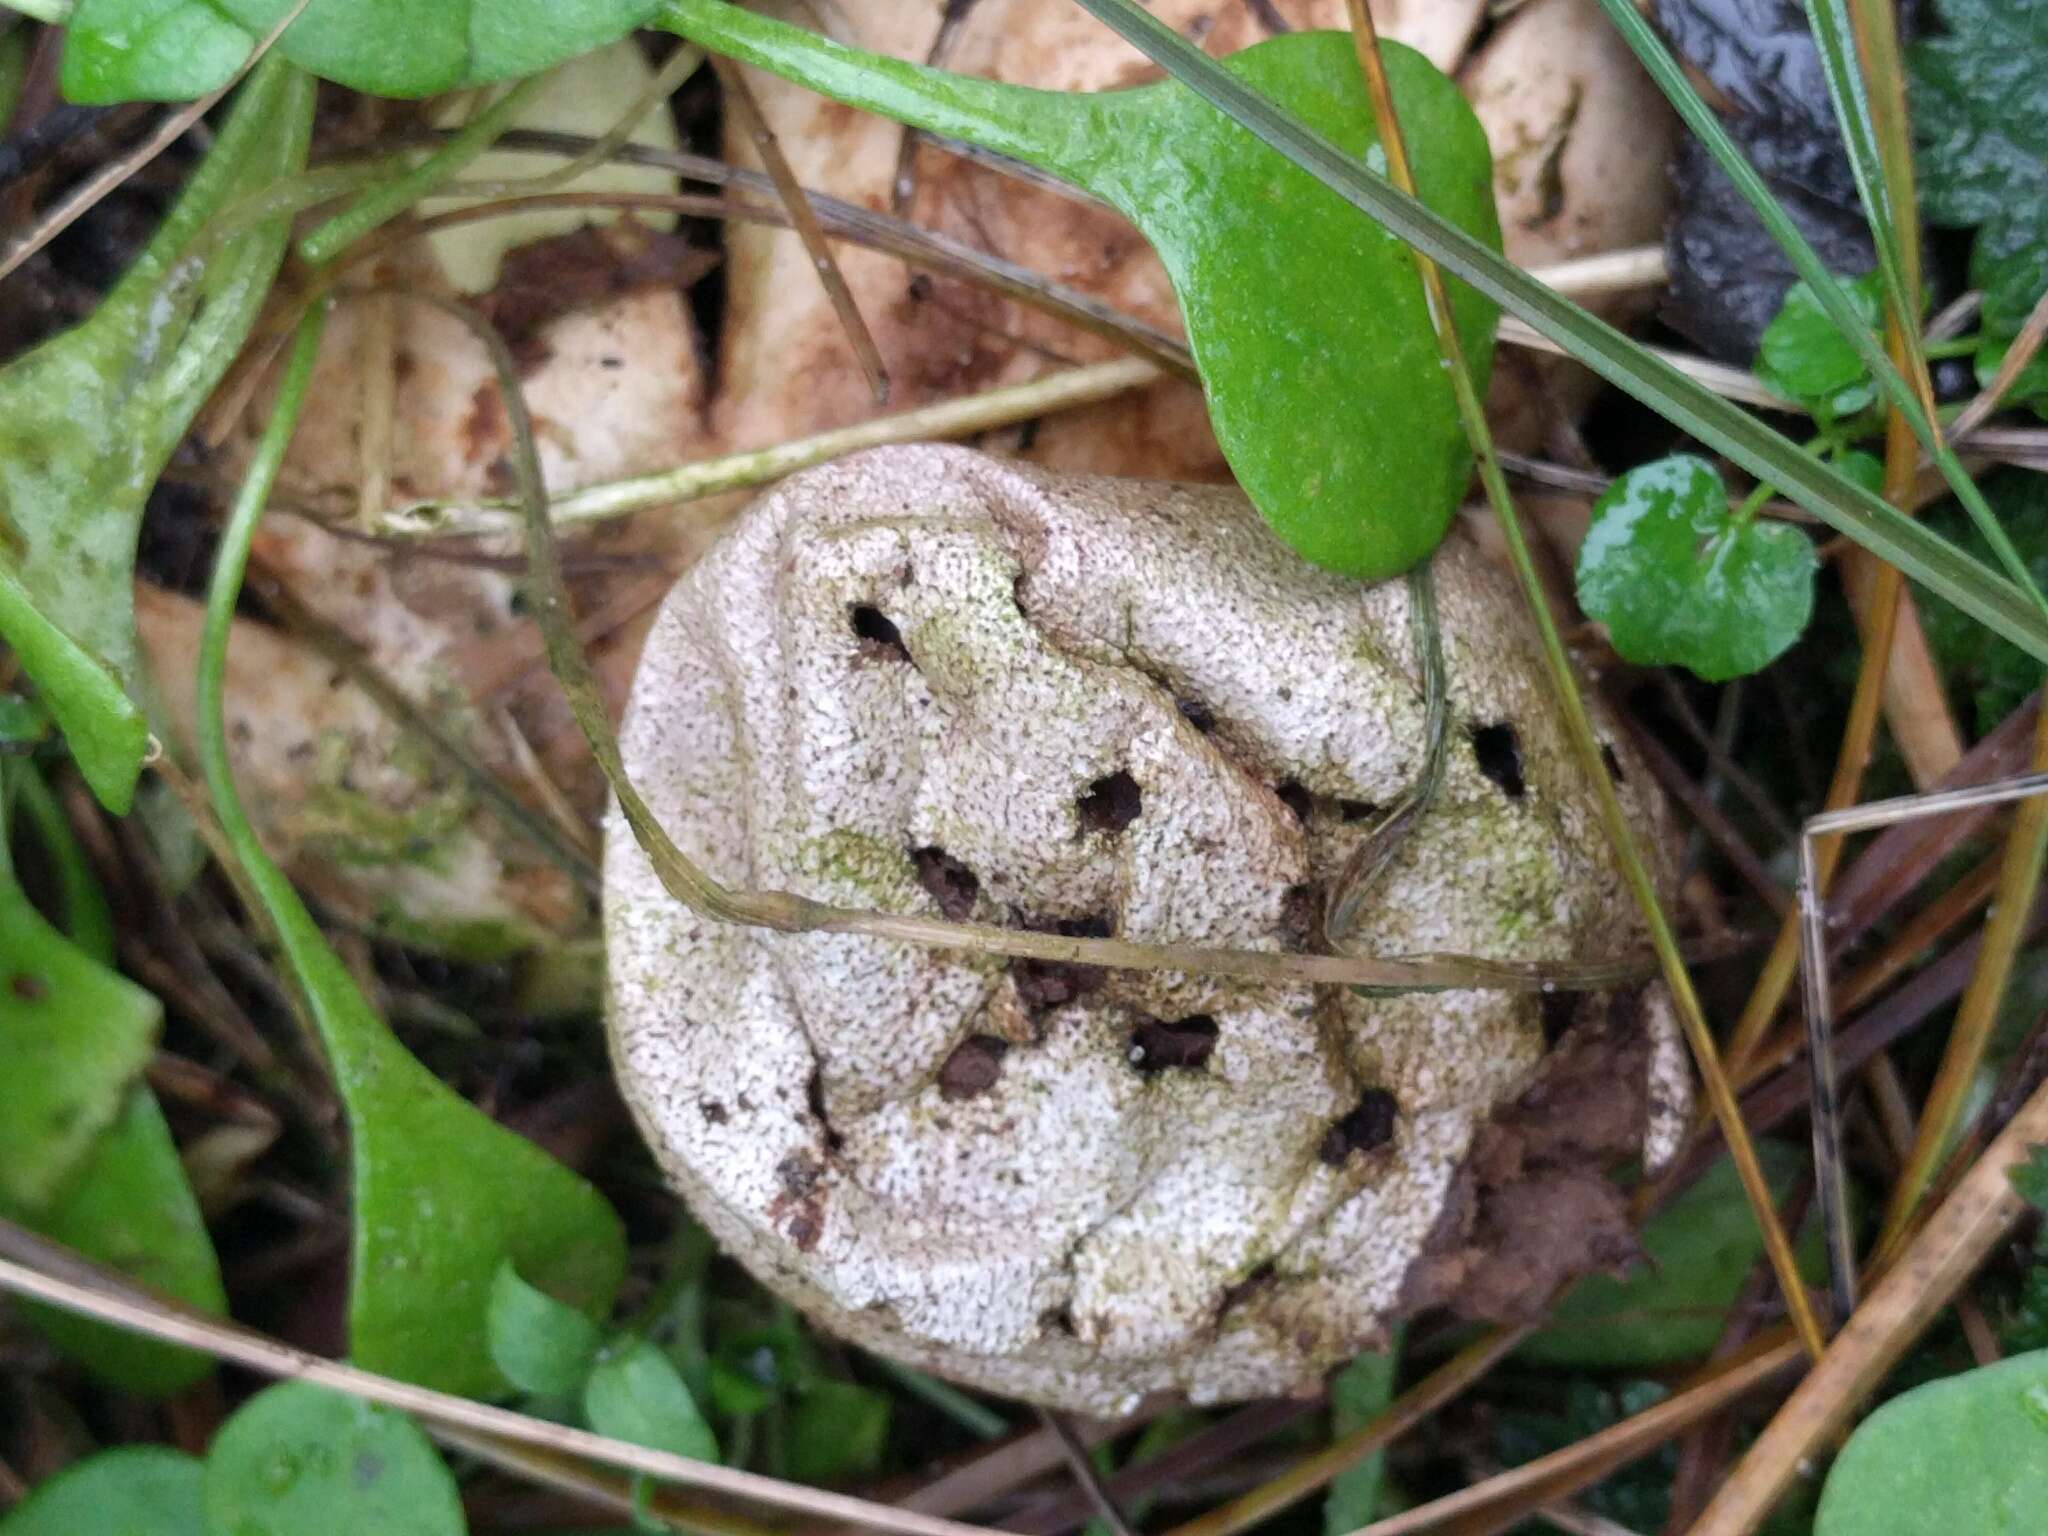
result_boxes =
[1654,0,1875,362]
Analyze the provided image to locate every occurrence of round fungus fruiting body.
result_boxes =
[605,445,1689,1415]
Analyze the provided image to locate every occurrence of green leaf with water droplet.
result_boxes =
[584,1338,718,1462]
[489,1259,605,1397]
[0,1447,205,1536]
[204,1382,464,1536]
[1576,454,1817,682]
[1816,1348,2048,1534]
[0,55,308,811]
[658,0,1500,581]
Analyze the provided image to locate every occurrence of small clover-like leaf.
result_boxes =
[1576,454,1817,683]
[204,1383,464,1536]
[0,1447,205,1536]
[1817,1348,2048,1534]
[584,1339,719,1462]
[1755,273,1884,418]
[489,1260,605,1397]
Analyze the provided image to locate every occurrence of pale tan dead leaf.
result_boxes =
[1460,0,1678,454]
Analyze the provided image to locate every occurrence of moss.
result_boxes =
[793,827,919,906]
[293,729,473,874]
[373,903,538,962]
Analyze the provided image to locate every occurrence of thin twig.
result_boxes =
[0,0,309,283]
[383,355,1163,538]
[714,53,891,402]
[1161,1328,1529,1536]
[1349,1333,1802,1536]
[1946,282,2048,443]
[1870,745,2048,1246]
[1039,1411,1136,1536]
[0,1222,1000,1536]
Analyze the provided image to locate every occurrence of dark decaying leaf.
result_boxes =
[1653,0,1877,362]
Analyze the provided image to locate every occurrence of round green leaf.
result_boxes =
[1816,1348,2048,1534]
[203,1383,464,1536]
[583,1339,718,1463]
[1576,454,1817,682]
[0,1447,204,1536]
[1755,272,1882,416]
[488,1260,604,1397]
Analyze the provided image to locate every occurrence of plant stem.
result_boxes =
[299,72,549,264]
[382,357,1166,538]
[1339,0,1825,1362]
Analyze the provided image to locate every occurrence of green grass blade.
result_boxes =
[1806,0,1914,332]
[1059,0,2048,662]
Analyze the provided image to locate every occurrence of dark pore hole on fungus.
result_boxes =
[1013,913,1112,1013]
[1128,1014,1219,1074]
[1274,779,1314,823]
[1319,1089,1398,1164]
[804,1068,845,1152]
[937,1034,1008,1101]
[850,603,911,661]
[911,845,979,920]
[1539,988,1579,1049]
[1076,770,1142,835]
[1177,695,1216,732]
[1469,721,1526,799]
[1600,742,1626,783]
